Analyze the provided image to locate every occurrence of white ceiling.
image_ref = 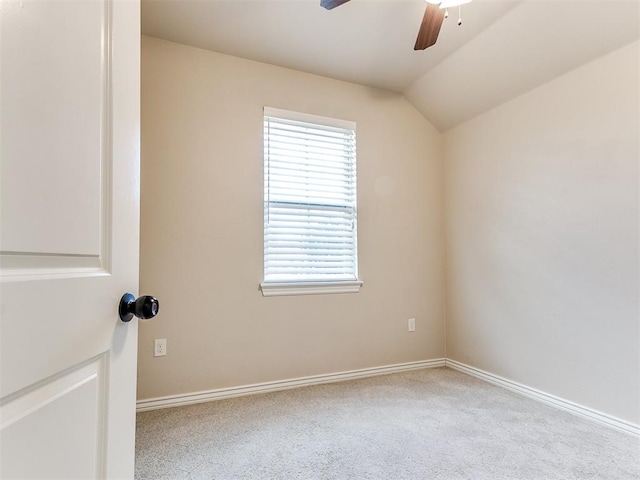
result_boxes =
[142,0,640,131]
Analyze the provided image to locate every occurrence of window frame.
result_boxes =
[260,107,362,297]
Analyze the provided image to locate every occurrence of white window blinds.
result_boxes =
[263,107,358,284]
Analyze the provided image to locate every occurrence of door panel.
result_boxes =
[0,356,107,479]
[0,0,140,478]
[1,0,105,256]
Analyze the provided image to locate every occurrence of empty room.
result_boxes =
[134,0,639,477]
[0,0,637,479]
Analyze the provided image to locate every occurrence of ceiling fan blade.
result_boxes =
[320,0,351,10]
[414,3,445,50]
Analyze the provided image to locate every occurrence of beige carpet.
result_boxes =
[135,367,640,479]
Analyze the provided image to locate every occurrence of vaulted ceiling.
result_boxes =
[142,0,640,131]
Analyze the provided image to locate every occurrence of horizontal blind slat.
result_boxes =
[268,169,355,184]
[265,129,355,147]
[265,117,354,136]
[266,151,355,169]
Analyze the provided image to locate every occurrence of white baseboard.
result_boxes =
[136,358,446,412]
[446,359,640,438]
[136,357,639,438]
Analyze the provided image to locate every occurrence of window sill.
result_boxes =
[260,280,363,297]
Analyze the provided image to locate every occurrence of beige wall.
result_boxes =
[444,41,639,423]
[138,37,445,400]
[139,35,639,425]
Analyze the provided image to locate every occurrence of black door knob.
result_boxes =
[119,293,159,322]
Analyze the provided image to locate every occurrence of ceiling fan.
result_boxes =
[320,0,472,51]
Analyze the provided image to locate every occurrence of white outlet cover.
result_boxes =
[154,338,167,357]
[408,318,416,332]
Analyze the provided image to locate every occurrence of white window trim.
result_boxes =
[260,280,363,297]
[264,107,356,131]
[261,107,361,297]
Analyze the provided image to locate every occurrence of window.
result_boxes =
[261,107,362,297]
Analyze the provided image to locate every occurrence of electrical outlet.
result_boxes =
[408,318,416,332]
[154,338,167,357]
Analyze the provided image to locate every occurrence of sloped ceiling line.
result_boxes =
[142,0,640,132]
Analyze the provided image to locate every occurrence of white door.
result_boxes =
[0,0,141,478]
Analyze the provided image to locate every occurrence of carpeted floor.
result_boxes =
[135,367,640,479]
